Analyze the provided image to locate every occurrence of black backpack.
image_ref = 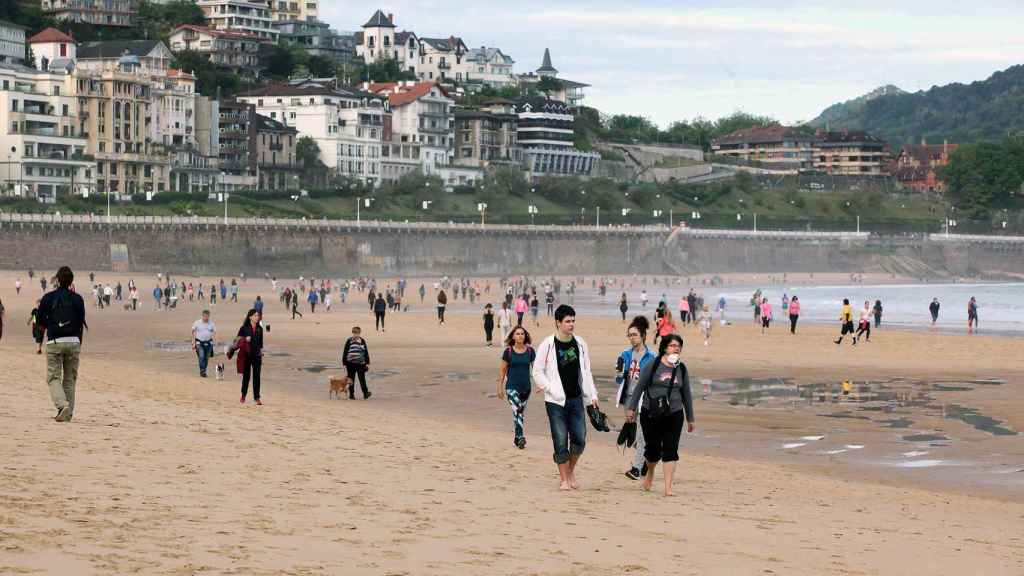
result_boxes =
[48,290,80,339]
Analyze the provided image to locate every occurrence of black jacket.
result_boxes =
[237,322,264,357]
[36,287,86,341]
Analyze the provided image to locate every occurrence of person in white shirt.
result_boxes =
[497,301,513,343]
[854,301,872,344]
[191,310,217,378]
[532,305,600,491]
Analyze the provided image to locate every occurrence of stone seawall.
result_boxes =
[2,221,1021,278]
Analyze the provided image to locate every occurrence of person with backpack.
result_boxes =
[342,327,371,400]
[496,326,536,449]
[625,334,695,496]
[616,316,656,481]
[36,266,87,422]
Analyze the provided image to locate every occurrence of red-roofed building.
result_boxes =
[361,81,458,183]
[892,140,958,193]
[27,27,76,70]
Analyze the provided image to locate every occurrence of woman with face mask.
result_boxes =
[625,334,695,496]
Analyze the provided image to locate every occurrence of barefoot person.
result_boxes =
[615,316,655,481]
[496,326,536,449]
[342,327,371,400]
[853,300,871,344]
[967,297,979,334]
[532,305,600,490]
[834,299,855,345]
[236,309,265,405]
[625,334,695,496]
[191,310,216,378]
[788,295,801,334]
[483,304,495,347]
[497,301,512,343]
[36,266,87,422]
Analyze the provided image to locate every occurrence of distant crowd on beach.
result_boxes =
[4,266,990,496]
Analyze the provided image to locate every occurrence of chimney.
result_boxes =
[388,13,394,24]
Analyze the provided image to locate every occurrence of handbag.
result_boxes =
[648,364,677,419]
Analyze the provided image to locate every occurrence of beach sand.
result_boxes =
[2,272,1023,575]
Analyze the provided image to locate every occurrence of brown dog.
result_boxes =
[329,377,349,399]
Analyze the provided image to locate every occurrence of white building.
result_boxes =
[0,20,27,64]
[28,27,76,71]
[168,25,265,74]
[235,84,389,186]
[0,61,93,199]
[355,10,421,77]
[197,0,279,41]
[74,40,173,77]
[269,0,318,22]
[462,46,514,87]
[363,81,453,177]
[417,36,468,83]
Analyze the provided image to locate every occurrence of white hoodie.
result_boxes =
[532,334,598,407]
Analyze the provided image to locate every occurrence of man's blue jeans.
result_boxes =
[196,340,213,375]
[545,397,587,464]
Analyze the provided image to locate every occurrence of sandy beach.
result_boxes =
[2,271,1023,575]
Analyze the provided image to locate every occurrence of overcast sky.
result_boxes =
[322,1,1024,128]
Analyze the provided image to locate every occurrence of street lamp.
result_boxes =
[219,191,230,225]
[477,202,488,227]
[528,204,538,224]
[357,196,375,227]
[422,200,433,210]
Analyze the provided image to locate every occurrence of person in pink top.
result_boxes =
[788,295,801,334]
[760,298,773,334]
[654,309,677,344]
[678,297,690,325]
[514,296,528,326]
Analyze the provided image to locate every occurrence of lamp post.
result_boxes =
[596,205,600,227]
[358,196,375,227]
[477,202,488,227]
[528,204,538,225]
[220,191,230,225]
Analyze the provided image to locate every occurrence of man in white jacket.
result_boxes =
[532,305,600,490]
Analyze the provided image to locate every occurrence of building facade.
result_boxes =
[462,46,514,87]
[0,20,27,64]
[168,25,265,74]
[515,97,598,180]
[0,61,93,199]
[892,140,958,193]
[75,40,173,76]
[815,131,888,176]
[41,0,134,27]
[235,84,389,186]
[711,126,818,171]
[453,102,521,169]
[269,0,317,22]
[274,19,353,62]
[253,113,299,190]
[515,49,588,107]
[364,81,453,177]
[417,36,468,82]
[197,0,279,41]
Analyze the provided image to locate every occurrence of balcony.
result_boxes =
[438,61,451,70]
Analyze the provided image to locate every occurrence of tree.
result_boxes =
[943,138,1024,217]
[296,136,328,189]
[305,55,337,78]
[135,0,205,40]
[536,75,563,96]
[172,50,243,97]
[353,58,416,83]
[259,44,299,79]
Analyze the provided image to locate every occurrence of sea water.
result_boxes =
[572,282,1024,334]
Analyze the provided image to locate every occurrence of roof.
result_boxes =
[0,20,29,31]
[898,143,959,166]
[78,40,164,59]
[712,126,802,145]
[419,36,466,53]
[537,48,557,73]
[364,81,449,107]
[172,25,265,42]
[167,68,195,80]
[395,31,417,44]
[817,130,885,146]
[236,83,385,102]
[363,9,395,28]
[466,46,514,65]
[254,113,297,134]
[27,27,74,44]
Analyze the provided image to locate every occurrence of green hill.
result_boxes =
[809,85,904,130]
[809,65,1024,146]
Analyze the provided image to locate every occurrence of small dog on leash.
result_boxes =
[329,376,349,399]
[215,363,225,381]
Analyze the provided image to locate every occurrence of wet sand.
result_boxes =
[2,272,1024,575]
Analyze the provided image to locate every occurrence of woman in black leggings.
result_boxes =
[373,294,387,332]
[237,308,265,405]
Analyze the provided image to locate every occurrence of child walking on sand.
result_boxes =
[698,304,712,346]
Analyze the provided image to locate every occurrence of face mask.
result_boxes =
[667,353,680,365]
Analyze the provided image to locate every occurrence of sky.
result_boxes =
[321,0,1024,128]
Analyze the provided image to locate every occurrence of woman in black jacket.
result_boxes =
[625,334,695,496]
[238,308,266,405]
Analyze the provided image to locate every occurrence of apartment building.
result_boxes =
[463,46,514,87]
[711,126,817,171]
[418,36,468,82]
[168,25,265,74]
[364,81,453,178]
[453,101,521,169]
[235,83,389,186]
[0,20,27,65]
[217,99,256,191]
[274,19,353,62]
[816,130,888,176]
[268,0,316,21]
[514,97,598,180]
[41,0,135,27]
[197,0,279,41]
[169,95,219,194]
[0,61,93,199]
[252,113,299,190]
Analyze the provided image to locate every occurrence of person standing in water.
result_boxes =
[532,305,599,491]
[872,299,883,328]
[483,303,495,347]
[496,326,536,449]
[625,334,695,497]
[834,299,855,345]
[760,298,773,334]
[967,297,979,334]
[616,316,655,480]
[929,298,940,328]
[788,295,801,334]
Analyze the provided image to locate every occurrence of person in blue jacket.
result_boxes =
[615,315,657,481]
